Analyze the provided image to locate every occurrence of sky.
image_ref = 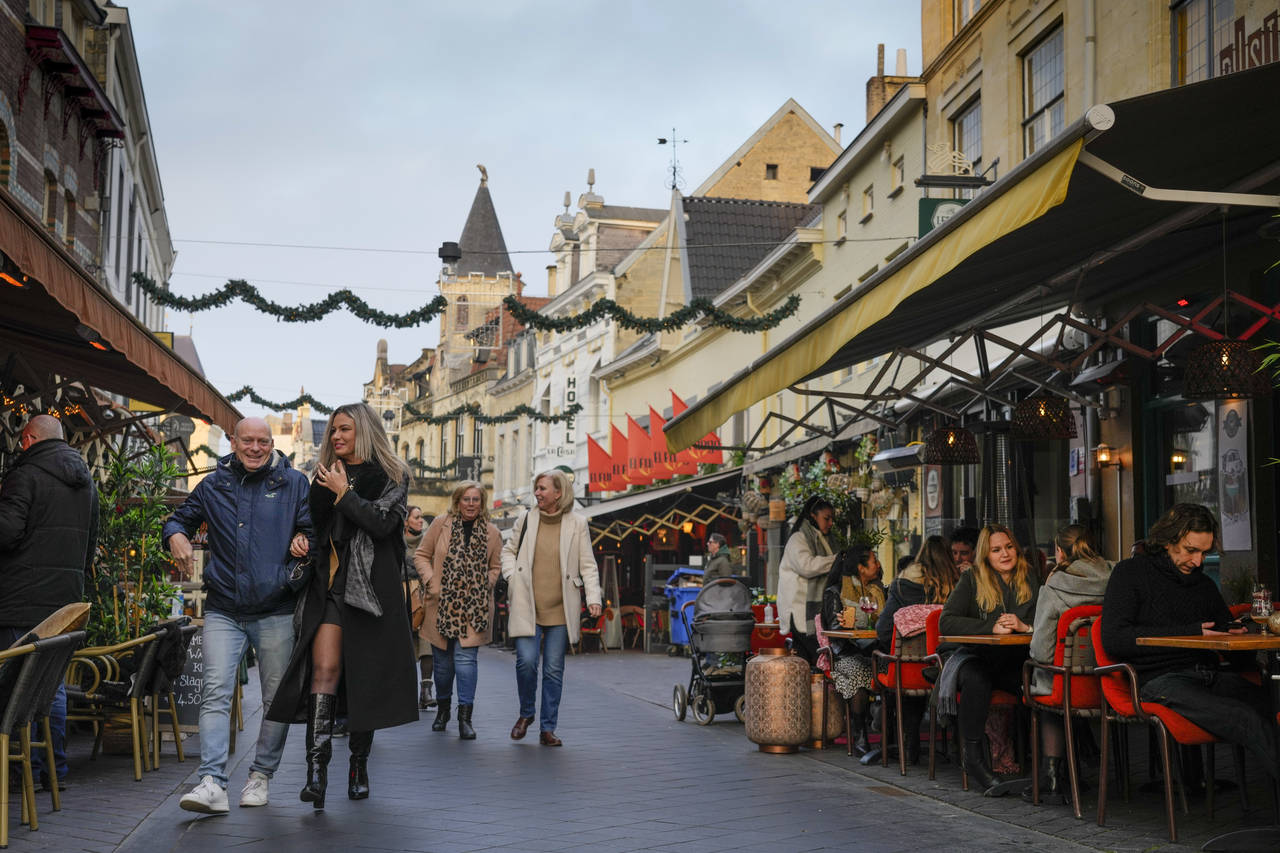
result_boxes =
[131,1,922,426]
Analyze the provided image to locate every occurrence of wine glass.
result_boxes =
[1254,595,1274,634]
[859,594,876,628]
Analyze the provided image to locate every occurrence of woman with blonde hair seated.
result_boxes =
[939,523,1040,795]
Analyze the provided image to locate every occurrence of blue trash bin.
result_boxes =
[664,568,705,647]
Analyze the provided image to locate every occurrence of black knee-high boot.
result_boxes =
[347,730,372,800]
[300,694,336,809]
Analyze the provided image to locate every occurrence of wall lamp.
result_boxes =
[0,252,28,287]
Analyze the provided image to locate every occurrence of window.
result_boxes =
[114,167,124,278]
[809,166,824,182]
[42,171,57,232]
[836,211,847,241]
[860,185,874,222]
[953,98,983,199]
[64,191,76,250]
[1023,27,1065,156]
[956,0,982,31]
[455,414,466,460]
[473,418,483,459]
[0,121,10,189]
[455,295,468,329]
[1174,0,1234,85]
[890,156,905,197]
[439,423,447,465]
[764,163,778,180]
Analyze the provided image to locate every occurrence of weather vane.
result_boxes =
[657,128,688,190]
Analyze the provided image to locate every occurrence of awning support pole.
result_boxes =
[1077,151,1280,208]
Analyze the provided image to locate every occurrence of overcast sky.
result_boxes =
[131,1,921,427]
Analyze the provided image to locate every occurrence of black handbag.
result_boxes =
[285,557,314,593]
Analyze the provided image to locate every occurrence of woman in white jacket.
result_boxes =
[500,469,602,746]
[778,496,838,664]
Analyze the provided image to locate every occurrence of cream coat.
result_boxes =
[413,514,502,650]
[777,525,837,635]
[500,509,602,643]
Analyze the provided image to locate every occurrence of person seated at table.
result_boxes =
[876,535,960,764]
[1101,503,1279,782]
[1024,524,1111,806]
[778,496,839,665]
[948,526,979,572]
[819,544,883,755]
[939,523,1040,795]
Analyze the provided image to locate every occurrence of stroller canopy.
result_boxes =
[693,578,752,621]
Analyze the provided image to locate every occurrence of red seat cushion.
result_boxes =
[876,663,931,691]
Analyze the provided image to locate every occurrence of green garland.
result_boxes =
[407,458,457,475]
[226,387,334,415]
[190,444,221,458]
[402,401,581,425]
[502,293,800,334]
[133,273,448,329]
[221,386,580,425]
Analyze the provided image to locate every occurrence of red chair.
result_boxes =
[574,608,610,654]
[873,607,944,776]
[1021,604,1103,818]
[1090,618,1245,842]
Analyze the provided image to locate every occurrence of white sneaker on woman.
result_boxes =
[179,774,229,814]
[239,771,270,807]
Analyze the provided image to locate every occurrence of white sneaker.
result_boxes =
[239,770,270,807]
[180,774,229,814]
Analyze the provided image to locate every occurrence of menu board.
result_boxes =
[174,625,203,730]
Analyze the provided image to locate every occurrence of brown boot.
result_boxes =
[510,716,533,740]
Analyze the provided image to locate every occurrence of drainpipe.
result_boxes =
[1083,0,1097,108]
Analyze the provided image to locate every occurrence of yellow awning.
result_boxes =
[665,141,1082,450]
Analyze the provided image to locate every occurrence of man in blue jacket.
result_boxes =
[164,417,311,814]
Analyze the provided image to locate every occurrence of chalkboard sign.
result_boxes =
[174,625,203,730]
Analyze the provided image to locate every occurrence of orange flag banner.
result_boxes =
[609,424,629,491]
[671,390,723,465]
[653,405,696,476]
[587,434,612,492]
[626,415,654,485]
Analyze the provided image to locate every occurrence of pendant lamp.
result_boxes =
[1011,393,1078,440]
[922,425,980,465]
[1182,339,1270,400]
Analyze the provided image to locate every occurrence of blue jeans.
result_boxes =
[199,612,294,786]
[0,626,64,783]
[515,625,568,733]
[1141,667,1280,781]
[432,639,478,706]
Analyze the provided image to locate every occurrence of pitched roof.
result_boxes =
[594,205,666,222]
[457,183,514,276]
[681,197,819,301]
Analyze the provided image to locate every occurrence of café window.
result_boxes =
[1173,0,1234,85]
[952,98,982,200]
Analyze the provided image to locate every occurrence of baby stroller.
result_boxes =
[672,577,754,725]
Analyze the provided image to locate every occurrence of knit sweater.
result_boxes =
[532,511,565,626]
[1100,550,1231,682]
[939,567,1039,637]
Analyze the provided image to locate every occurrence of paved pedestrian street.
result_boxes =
[6,649,1274,853]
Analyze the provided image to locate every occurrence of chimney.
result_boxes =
[546,264,558,297]
[833,122,843,145]
[877,43,885,77]
[896,48,908,77]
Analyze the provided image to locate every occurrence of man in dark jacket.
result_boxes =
[702,533,735,582]
[163,418,312,814]
[0,414,99,791]
[1101,503,1278,781]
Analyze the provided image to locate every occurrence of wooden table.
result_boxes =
[823,629,877,640]
[939,633,1032,646]
[1136,633,1280,851]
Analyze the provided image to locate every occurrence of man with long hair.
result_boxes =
[1101,503,1278,781]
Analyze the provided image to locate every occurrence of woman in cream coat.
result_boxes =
[501,469,602,746]
[778,496,839,665]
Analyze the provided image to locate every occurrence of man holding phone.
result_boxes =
[1101,503,1278,781]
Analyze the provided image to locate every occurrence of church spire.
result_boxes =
[456,164,513,276]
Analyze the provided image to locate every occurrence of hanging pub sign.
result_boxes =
[918,198,967,237]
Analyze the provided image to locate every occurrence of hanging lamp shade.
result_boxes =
[1011,393,1078,440]
[921,425,980,465]
[1182,339,1271,400]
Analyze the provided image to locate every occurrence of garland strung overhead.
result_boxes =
[402,401,582,425]
[502,293,801,334]
[408,458,457,475]
[226,387,334,415]
[133,273,448,329]
[190,444,220,458]
[220,386,580,425]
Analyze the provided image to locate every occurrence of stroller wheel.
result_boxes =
[672,684,688,721]
[733,694,746,723]
[691,693,715,726]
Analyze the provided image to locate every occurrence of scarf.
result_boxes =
[342,474,409,617]
[800,519,833,559]
[437,514,491,639]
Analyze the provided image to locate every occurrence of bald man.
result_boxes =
[0,414,99,791]
[163,417,312,814]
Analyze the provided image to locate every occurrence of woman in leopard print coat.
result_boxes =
[413,480,501,739]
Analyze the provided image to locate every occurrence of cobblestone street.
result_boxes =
[4,649,1274,852]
